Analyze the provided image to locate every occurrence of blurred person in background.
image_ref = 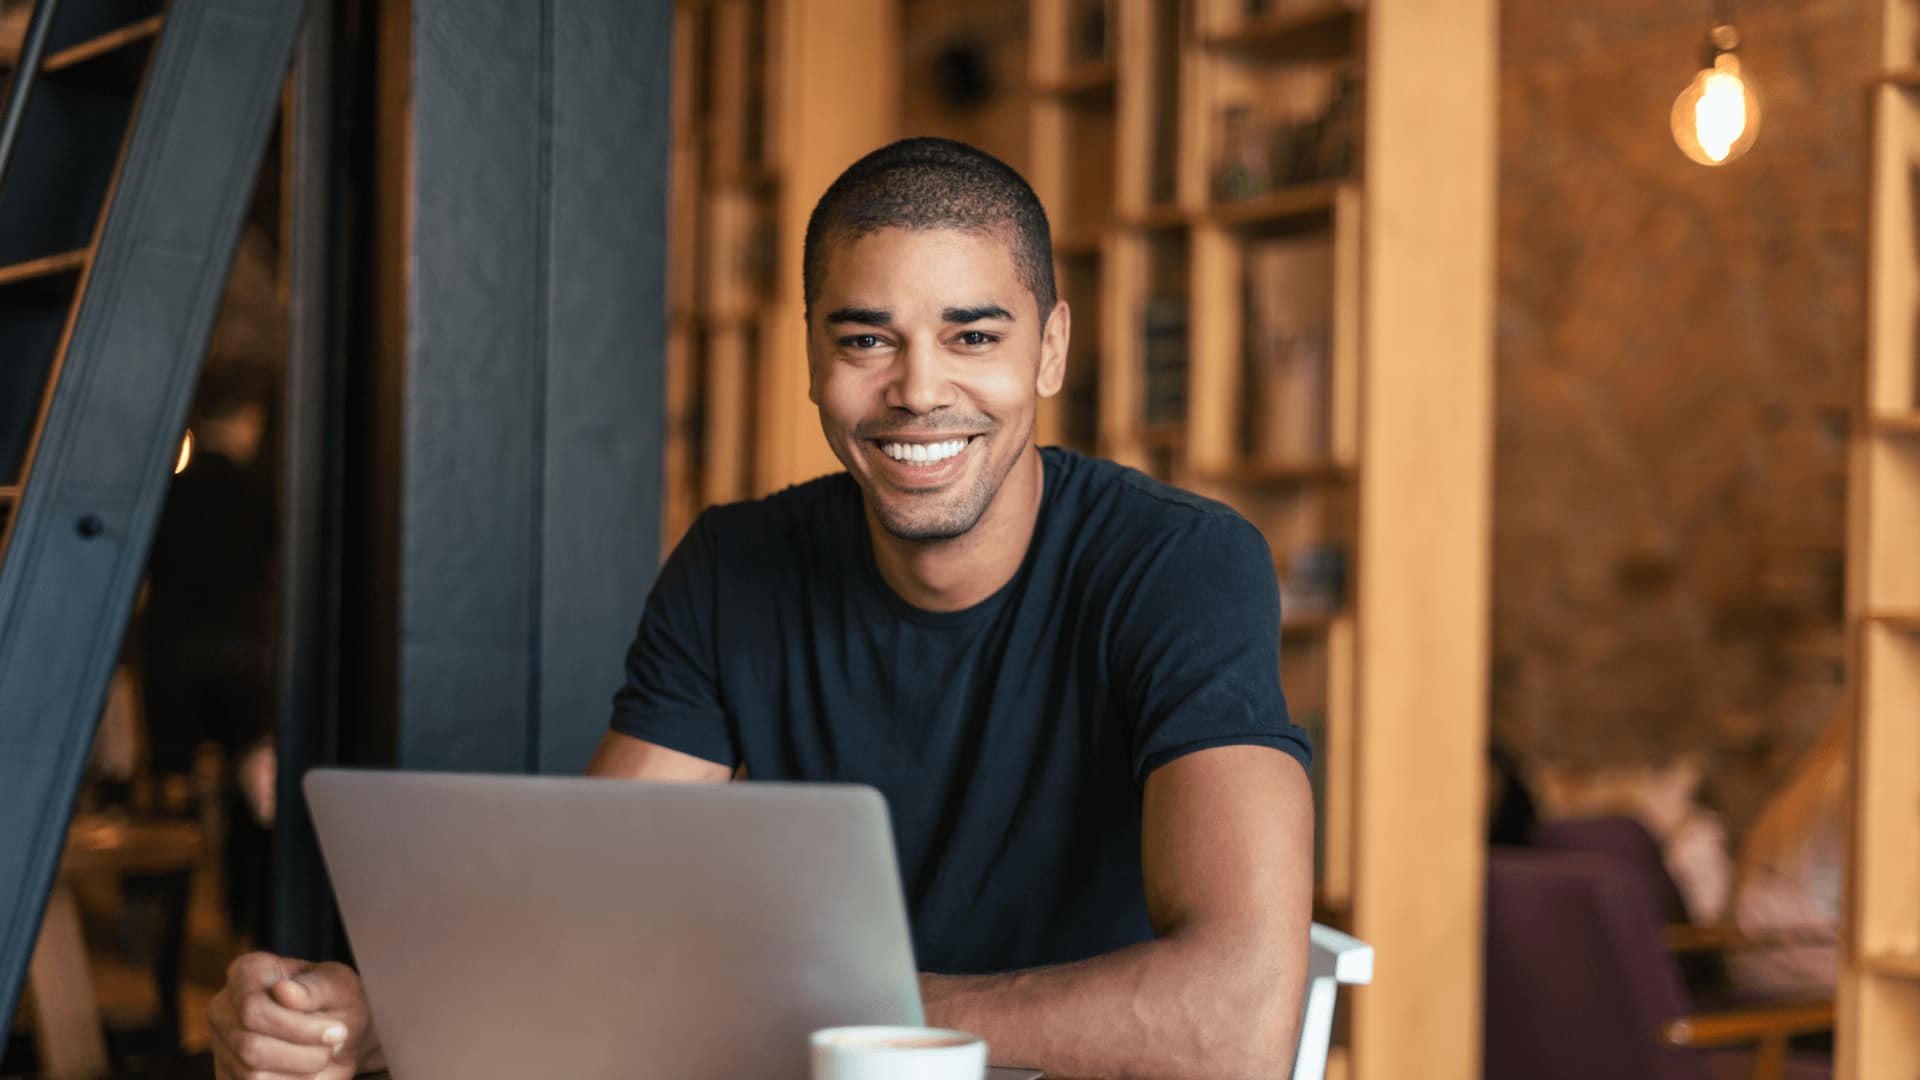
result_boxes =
[143,364,278,944]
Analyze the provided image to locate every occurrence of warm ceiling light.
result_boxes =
[174,429,193,475]
[1672,21,1760,166]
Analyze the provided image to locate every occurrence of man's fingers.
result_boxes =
[237,986,351,1046]
[226,950,306,994]
[227,1028,339,1075]
[272,960,362,1015]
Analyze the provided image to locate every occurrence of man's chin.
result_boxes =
[871,499,981,543]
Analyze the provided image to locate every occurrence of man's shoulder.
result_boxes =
[1046,446,1250,539]
[682,471,861,572]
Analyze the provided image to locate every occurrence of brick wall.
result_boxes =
[1494,0,1867,835]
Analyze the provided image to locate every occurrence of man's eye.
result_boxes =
[957,331,996,347]
[843,334,885,350]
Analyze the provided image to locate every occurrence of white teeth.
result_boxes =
[880,438,969,464]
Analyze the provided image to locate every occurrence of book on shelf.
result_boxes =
[1244,234,1333,466]
[1211,67,1360,200]
[1143,297,1189,429]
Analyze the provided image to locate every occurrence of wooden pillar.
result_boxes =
[1348,2,1498,1078]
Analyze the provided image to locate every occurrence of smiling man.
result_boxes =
[210,138,1314,1080]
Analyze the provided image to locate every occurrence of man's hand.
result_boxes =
[209,953,381,1080]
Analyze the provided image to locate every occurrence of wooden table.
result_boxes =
[26,813,202,1080]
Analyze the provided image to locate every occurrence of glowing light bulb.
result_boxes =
[1671,29,1760,167]
[175,429,193,474]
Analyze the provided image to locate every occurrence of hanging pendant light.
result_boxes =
[1671,7,1761,167]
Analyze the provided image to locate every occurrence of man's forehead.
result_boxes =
[817,225,1030,313]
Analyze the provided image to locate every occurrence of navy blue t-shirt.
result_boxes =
[609,447,1311,975]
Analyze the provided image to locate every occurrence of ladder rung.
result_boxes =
[0,248,88,290]
[43,15,164,74]
[0,486,19,504]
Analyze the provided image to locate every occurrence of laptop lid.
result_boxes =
[306,769,924,1080]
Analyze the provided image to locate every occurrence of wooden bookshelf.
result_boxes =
[1843,10,1920,1073]
[662,0,898,545]
[1024,3,1495,1077]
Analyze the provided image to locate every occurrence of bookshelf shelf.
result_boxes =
[1864,953,1920,981]
[1871,411,1920,436]
[1202,2,1360,64]
[1035,60,1119,101]
[1054,224,1105,258]
[1867,611,1920,633]
[1129,203,1189,230]
[1281,612,1341,639]
[1193,459,1356,487]
[1204,181,1347,231]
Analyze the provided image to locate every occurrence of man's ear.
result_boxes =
[1037,299,1070,399]
[805,313,822,405]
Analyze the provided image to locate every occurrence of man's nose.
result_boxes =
[884,338,954,415]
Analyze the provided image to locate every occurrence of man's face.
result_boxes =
[809,226,1067,543]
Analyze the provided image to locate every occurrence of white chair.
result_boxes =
[1290,923,1374,1080]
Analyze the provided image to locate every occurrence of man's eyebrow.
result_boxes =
[943,304,1014,324]
[825,307,892,327]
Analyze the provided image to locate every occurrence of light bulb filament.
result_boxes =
[1695,61,1748,163]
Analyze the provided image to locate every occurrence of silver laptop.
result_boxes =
[307,769,1037,1079]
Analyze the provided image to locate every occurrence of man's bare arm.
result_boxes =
[585,730,734,782]
[920,744,1314,1080]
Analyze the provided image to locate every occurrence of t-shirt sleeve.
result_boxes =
[1111,513,1313,783]
[607,511,738,767]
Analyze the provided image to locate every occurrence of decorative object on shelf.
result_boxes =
[1670,4,1760,167]
[1142,297,1189,429]
[1280,543,1346,618]
[1212,69,1360,201]
[1070,0,1108,65]
[1214,104,1272,202]
[932,36,996,112]
[1245,236,1333,466]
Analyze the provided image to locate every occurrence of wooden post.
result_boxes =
[1348,2,1498,1078]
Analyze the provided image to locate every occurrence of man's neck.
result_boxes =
[865,443,1046,613]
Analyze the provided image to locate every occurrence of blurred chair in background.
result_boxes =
[1484,847,1831,1080]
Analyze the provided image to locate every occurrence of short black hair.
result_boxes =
[802,137,1057,323]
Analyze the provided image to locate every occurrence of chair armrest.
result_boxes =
[1664,923,1837,955]
[1659,997,1834,1050]
[1308,923,1374,986]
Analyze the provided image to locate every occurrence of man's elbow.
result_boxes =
[1170,936,1306,1079]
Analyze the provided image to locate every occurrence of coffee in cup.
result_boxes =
[810,1025,988,1080]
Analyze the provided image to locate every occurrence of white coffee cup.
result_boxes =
[810,1025,989,1080]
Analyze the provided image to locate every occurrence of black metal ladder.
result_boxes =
[0,0,309,1037]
